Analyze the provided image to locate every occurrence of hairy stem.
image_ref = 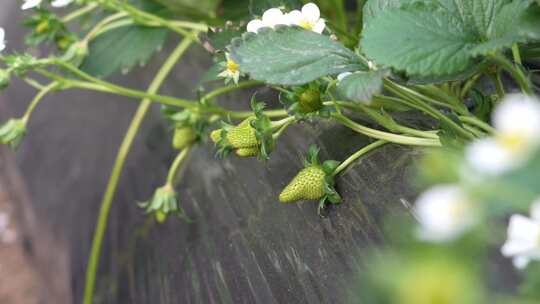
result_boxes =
[82,37,194,304]
[332,113,441,147]
[22,82,59,124]
[166,146,192,185]
[333,140,387,176]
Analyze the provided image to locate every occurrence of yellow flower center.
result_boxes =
[498,132,527,155]
[299,20,314,30]
[226,59,239,74]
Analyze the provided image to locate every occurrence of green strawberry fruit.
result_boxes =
[210,129,222,143]
[279,166,326,203]
[235,147,259,157]
[172,127,197,150]
[226,117,258,148]
[298,88,322,113]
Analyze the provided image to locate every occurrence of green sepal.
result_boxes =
[0,119,27,150]
[250,96,274,161]
[138,185,188,224]
[322,160,339,175]
[305,145,320,167]
[323,176,341,204]
[0,69,11,90]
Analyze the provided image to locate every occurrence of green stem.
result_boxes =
[201,80,263,101]
[333,140,387,176]
[384,81,475,140]
[512,43,522,66]
[491,55,532,95]
[492,71,506,99]
[166,147,192,185]
[22,82,59,124]
[62,3,99,23]
[332,113,441,147]
[82,37,194,304]
[459,116,496,134]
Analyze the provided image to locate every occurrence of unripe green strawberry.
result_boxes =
[210,129,222,143]
[155,210,167,224]
[298,88,322,113]
[235,147,259,157]
[226,117,258,148]
[279,166,326,203]
[172,127,197,150]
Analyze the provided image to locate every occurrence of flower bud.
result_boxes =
[0,119,27,150]
[279,166,326,203]
[138,184,184,224]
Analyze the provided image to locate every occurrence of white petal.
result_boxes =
[507,214,540,243]
[51,0,73,7]
[285,10,303,25]
[493,94,540,144]
[22,0,41,10]
[312,19,326,34]
[337,72,352,82]
[302,3,320,22]
[465,138,515,175]
[414,185,475,242]
[513,256,530,269]
[0,28,5,52]
[246,20,265,33]
[531,199,540,222]
[262,8,287,27]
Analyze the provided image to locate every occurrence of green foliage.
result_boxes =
[206,25,243,52]
[81,25,168,78]
[250,97,274,160]
[361,0,540,77]
[249,0,302,15]
[362,0,416,27]
[336,69,388,103]
[152,0,219,18]
[230,26,365,85]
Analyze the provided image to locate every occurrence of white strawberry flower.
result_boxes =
[51,0,74,7]
[286,3,326,34]
[246,8,289,33]
[501,199,540,269]
[21,0,73,10]
[0,28,5,52]
[21,0,42,10]
[414,185,477,243]
[466,94,540,175]
[218,53,240,84]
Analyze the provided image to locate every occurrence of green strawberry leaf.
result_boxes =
[81,25,168,78]
[361,0,540,77]
[230,26,365,85]
[362,8,477,76]
[249,0,302,16]
[336,69,388,103]
[206,25,243,52]
[362,0,417,27]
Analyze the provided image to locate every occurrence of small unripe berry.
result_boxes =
[298,89,322,113]
[172,127,196,150]
[279,166,326,203]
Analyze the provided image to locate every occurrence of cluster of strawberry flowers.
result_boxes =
[413,94,540,269]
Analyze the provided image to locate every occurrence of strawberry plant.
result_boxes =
[2,0,540,302]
